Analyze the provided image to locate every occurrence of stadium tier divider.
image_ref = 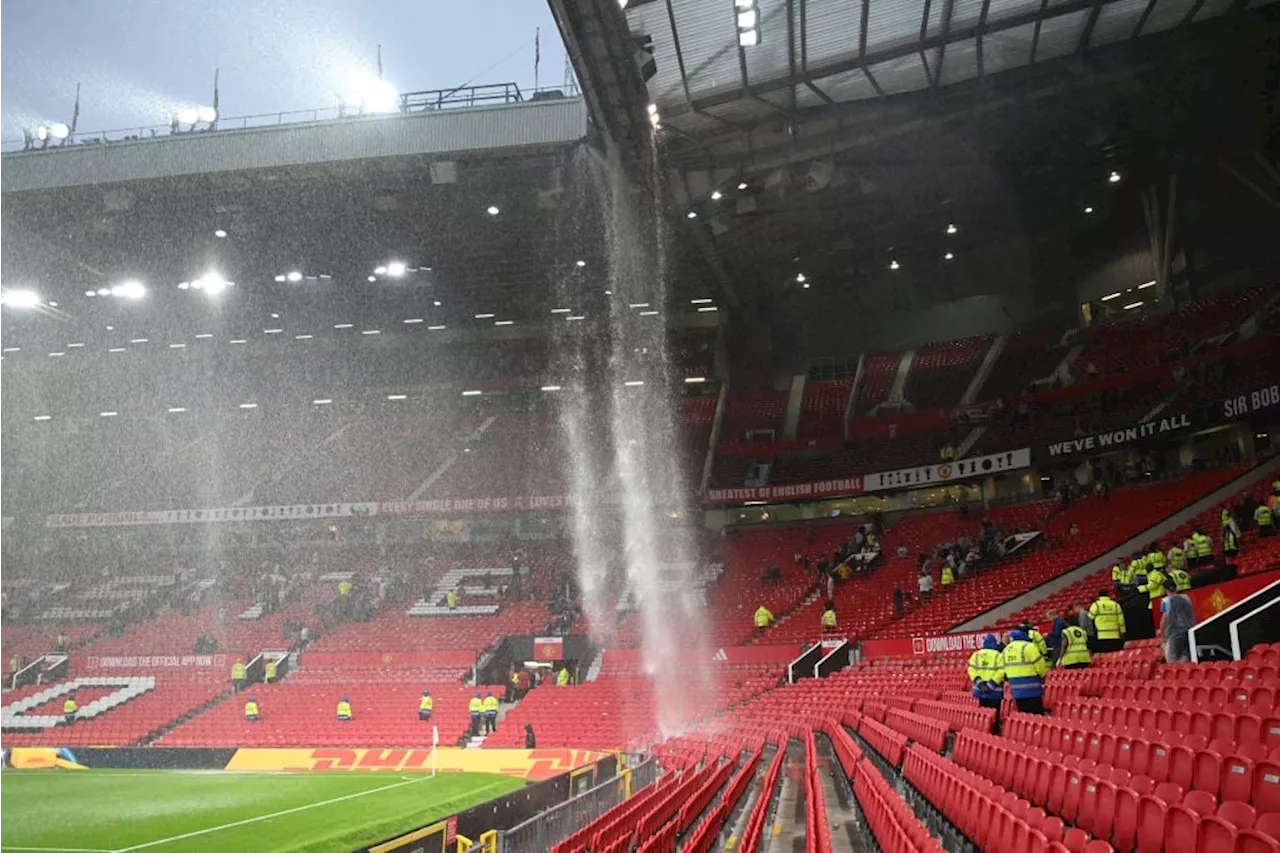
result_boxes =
[788,642,824,683]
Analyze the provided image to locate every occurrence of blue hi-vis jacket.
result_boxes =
[1003,630,1048,700]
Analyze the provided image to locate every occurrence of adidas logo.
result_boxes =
[711,648,728,661]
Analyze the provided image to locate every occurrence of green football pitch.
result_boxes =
[1,769,523,853]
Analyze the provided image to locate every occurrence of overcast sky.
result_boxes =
[1,0,567,141]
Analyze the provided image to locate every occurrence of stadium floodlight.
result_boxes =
[576,260,587,268]
[738,28,759,47]
[48,351,66,357]
[403,318,424,324]
[567,315,586,321]
[639,310,659,316]
[494,320,514,326]
[462,390,482,396]
[1100,291,1122,301]
[35,125,50,141]
[1,347,19,353]
[433,300,442,307]
[629,303,650,308]
[795,273,806,283]
[1138,280,1156,289]
[550,308,571,314]
[342,78,398,114]
[111,280,146,300]
[946,223,957,235]
[169,343,186,349]
[427,325,446,330]
[624,380,645,386]
[367,276,377,282]
[697,306,719,312]
[313,399,333,405]
[239,403,258,409]
[50,123,71,139]
[386,261,407,277]
[1084,206,1094,214]
[486,205,500,216]
[2,289,42,308]
[889,260,900,270]
[214,229,228,238]
[100,411,119,417]
[177,107,200,125]
[86,290,97,296]
[541,385,562,392]
[374,266,388,275]
[286,271,303,283]
[108,347,127,352]
[691,298,713,304]
[1109,171,1121,183]
[803,283,811,289]
[229,339,247,344]
[274,275,287,283]
[685,377,707,383]
[475,313,495,319]
[295,334,314,340]
[686,211,698,219]
[1123,301,1143,310]
[97,287,111,296]
[361,329,381,335]
[263,328,283,334]
[334,323,354,329]
[944,252,954,261]
[711,190,722,200]
[167,407,188,413]
[197,106,218,123]
[33,415,52,421]
[387,394,407,400]
[130,338,149,344]
[738,181,749,190]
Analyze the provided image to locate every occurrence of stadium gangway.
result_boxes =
[1191,578,1280,662]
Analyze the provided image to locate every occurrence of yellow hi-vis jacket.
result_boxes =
[966,648,1005,701]
[1028,629,1049,659]
[446,590,458,609]
[337,701,352,718]
[941,565,956,586]
[245,701,259,718]
[556,668,570,687]
[1089,596,1126,640]
[483,695,499,714]
[1256,504,1274,527]
[1169,568,1191,592]
[754,606,774,628]
[265,661,277,681]
[1003,640,1048,699]
[1112,563,1129,584]
[1193,533,1213,558]
[419,696,433,712]
[1147,550,1167,570]
[1167,547,1186,571]
[1059,626,1091,667]
[63,699,78,715]
[231,662,246,681]
[821,609,837,629]
[469,697,483,714]
[1140,569,1167,601]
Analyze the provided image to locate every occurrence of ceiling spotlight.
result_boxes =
[576,260,587,268]
[313,399,333,405]
[97,288,111,296]
[802,283,810,289]
[691,298,713,304]
[540,385,562,392]
[433,300,441,307]
[686,211,698,219]
[946,223,957,235]
[86,290,97,297]
[386,261,407,277]
[1109,171,1121,183]
[374,266,388,275]
[795,273,806,283]
[486,205,500,216]
[239,403,258,409]
[274,275,286,283]
[111,280,146,300]
[368,276,377,282]
[710,190,722,200]
[387,394,407,401]
[684,377,707,384]
[738,182,749,190]
[944,252,954,261]
[286,271,303,283]
[889,260,900,270]
[475,313,495,319]
[1084,206,1094,214]
[214,229,227,238]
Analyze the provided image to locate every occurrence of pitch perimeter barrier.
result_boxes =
[498,757,659,853]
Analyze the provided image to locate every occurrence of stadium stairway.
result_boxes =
[953,455,1280,633]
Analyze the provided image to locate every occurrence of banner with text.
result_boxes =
[1045,412,1201,460]
[379,495,587,515]
[223,747,606,781]
[703,477,864,505]
[46,503,377,529]
[77,654,228,670]
[300,651,475,669]
[864,449,1032,493]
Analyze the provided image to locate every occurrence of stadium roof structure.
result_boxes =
[558,0,1280,347]
[0,96,723,363]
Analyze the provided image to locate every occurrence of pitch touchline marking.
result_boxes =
[2,847,114,852]
[109,776,431,852]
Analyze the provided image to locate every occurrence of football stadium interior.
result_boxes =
[2,0,1280,851]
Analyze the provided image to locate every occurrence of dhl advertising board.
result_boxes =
[224,746,608,781]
